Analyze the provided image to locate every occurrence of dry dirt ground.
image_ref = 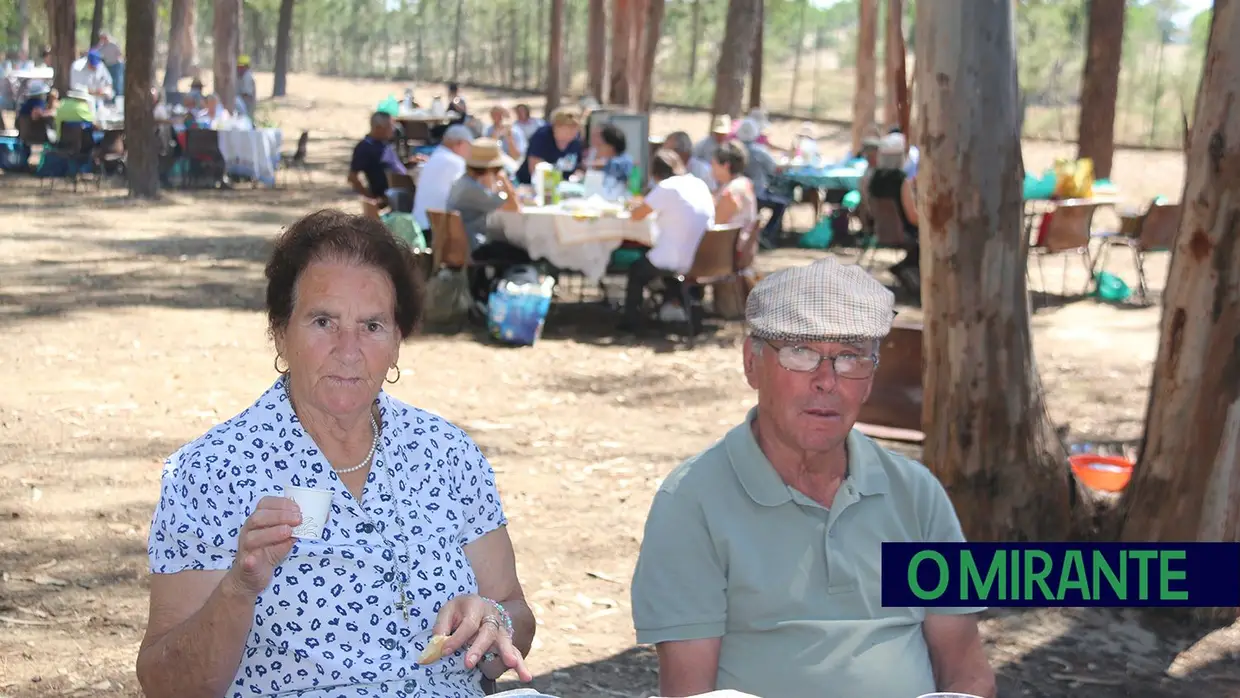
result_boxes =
[1,73,1238,698]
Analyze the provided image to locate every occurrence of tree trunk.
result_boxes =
[1076,0,1125,179]
[748,0,763,110]
[587,0,606,101]
[788,0,807,112]
[508,2,518,87]
[636,0,665,112]
[90,0,105,47]
[884,0,907,133]
[627,0,646,109]
[213,0,239,110]
[180,0,198,77]
[45,0,75,96]
[915,0,1080,543]
[609,0,630,106]
[17,0,29,54]
[545,0,564,116]
[851,0,878,153]
[164,0,190,92]
[272,0,295,97]
[1118,0,1240,623]
[710,0,760,120]
[126,0,160,199]
[452,0,464,78]
[235,0,245,61]
[687,0,699,86]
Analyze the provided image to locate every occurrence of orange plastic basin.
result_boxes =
[1070,454,1134,492]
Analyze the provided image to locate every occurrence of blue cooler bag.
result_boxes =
[487,266,555,347]
[0,136,27,171]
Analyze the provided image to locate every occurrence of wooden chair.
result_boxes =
[427,209,473,272]
[1028,200,1101,297]
[855,320,925,442]
[668,225,743,340]
[184,128,226,188]
[858,196,911,272]
[1093,201,1180,304]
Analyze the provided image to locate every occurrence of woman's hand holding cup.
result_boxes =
[225,496,302,598]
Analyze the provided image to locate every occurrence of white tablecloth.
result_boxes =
[217,128,282,186]
[491,205,658,284]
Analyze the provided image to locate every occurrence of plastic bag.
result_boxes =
[380,212,426,250]
[423,268,472,327]
[487,267,555,346]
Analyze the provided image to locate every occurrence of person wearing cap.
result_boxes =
[447,137,532,304]
[734,119,787,249]
[692,114,732,164]
[868,132,921,293]
[413,123,474,233]
[631,257,995,698]
[348,111,409,212]
[69,48,113,104]
[236,55,256,118]
[96,32,124,96]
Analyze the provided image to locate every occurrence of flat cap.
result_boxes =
[746,257,895,344]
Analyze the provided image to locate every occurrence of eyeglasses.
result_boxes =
[764,342,879,379]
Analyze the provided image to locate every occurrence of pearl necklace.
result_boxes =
[333,413,379,474]
[283,376,379,475]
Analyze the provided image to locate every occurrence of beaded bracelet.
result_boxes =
[481,596,514,637]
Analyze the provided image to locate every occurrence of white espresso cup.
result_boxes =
[286,486,333,539]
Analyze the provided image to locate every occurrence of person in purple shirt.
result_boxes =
[347,112,408,210]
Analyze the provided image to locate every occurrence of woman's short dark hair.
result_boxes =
[650,149,686,181]
[265,209,425,340]
[599,123,626,155]
[713,140,749,176]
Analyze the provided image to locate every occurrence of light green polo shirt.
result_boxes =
[631,409,985,698]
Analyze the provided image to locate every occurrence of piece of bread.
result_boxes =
[418,634,448,664]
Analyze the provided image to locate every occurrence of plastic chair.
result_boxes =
[278,130,309,186]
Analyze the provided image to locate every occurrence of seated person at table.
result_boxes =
[710,140,758,237]
[447,138,532,304]
[413,124,473,233]
[513,103,544,141]
[515,107,584,185]
[69,49,114,105]
[593,123,634,190]
[54,89,96,149]
[136,210,537,698]
[622,150,716,331]
[184,78,206,111]
[664,131,716,192]
[484,104,527,166]
[193,93,232,127]
[734,119,787,250]
[447,82,468,121]
[691,115,731,165]
[348,111,409,211]
[631,258,996,698]
[867,133,921,293]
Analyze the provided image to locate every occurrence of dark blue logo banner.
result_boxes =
[881,542,1240,608]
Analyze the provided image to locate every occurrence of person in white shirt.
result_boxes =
[236,55,257,117]
[623,149,717,331]
[513,103,545,141]
[70,50,114,104]
[412,124,473,234]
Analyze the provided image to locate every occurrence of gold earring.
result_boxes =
[385,365,401,384]
[273,354,289,374]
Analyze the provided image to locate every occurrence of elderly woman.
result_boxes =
[515,106,583,185]
[137,210,536,698]
[710,140,758,236]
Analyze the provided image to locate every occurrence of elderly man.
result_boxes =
[691,114,731,165]
[69,49,113,106]
[236,55,256,118]
[96,33,124,96]
[485,103,527,165]
[664,130,716,192]
[631,258,996,698]
[413,123,473,234]
[347,111,408,213]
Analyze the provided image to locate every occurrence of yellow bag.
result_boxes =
[1053,158,1094,199]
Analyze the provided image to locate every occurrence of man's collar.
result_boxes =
[726,407,890,507]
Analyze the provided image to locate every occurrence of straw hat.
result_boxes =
[711,114,732,135]
[66,88,91,102]
[465,138,505,169]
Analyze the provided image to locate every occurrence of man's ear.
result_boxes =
[742,337,760,390]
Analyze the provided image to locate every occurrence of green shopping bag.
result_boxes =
[1092,271,1131,303]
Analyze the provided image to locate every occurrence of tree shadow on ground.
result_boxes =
[495,646,658,698]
